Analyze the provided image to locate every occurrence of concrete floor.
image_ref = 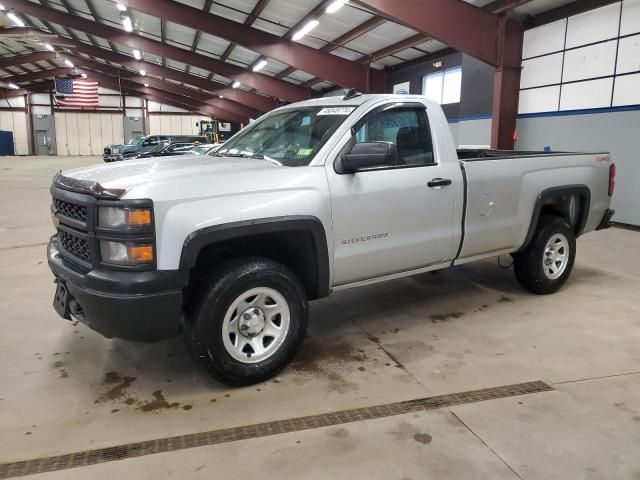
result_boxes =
[1,155,639,480]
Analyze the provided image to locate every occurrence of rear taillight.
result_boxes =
[608,163,616,196]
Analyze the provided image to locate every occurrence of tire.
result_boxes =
[184,257,308,386]
[513,215,576,295]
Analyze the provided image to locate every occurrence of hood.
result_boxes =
[61,155,283,199]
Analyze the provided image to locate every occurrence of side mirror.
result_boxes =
[339,142,397,173]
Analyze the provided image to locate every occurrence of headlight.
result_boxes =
[99,207,152,228]
[100,241,154,265]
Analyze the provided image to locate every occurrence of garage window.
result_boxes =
[422,67,462,105]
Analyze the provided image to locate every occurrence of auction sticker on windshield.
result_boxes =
[317,107,356,115]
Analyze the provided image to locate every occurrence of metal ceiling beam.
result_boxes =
[2,46,272,115]
[524,0,620,28]
[2,0,307,102]
[219,0,270,63]
[69,54,260,119]
[185,0,213,74]
[0,51,54,69]
[483,0,534,14]
[322,16,386,53]
[67,41,278,112]
[4,66,247,122]
[350,0,523,68]
[127,0,383,92]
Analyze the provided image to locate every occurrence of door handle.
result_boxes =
[428,178,452,188]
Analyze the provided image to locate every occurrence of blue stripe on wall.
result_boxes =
[446,104,640,123]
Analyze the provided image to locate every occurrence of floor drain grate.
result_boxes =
[0,380,552,478]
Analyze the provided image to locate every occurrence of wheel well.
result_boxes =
[521,186,590,251]
[189,229,323,300]
[539,191,588,235]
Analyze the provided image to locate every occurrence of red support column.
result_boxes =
[491,66,521,149]
[490,15,523,150]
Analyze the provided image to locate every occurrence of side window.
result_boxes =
[354,108,434,166]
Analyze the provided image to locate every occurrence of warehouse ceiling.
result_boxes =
[0,0,606,120]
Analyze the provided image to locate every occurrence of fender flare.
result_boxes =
[520,185,591,252]
[179,215,330,298]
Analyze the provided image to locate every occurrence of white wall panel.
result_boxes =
[89,115,103,155]
[2,97,25,108]
[566,2,621,48]
[520,53,564,88]
[621,0,640,35]
[518,85,560,114]
[77,113,91,155]
[98,87,120,95]
[54,113,67,156]
[148,115,160,133]
[562,40,617,82]
[66,114,80,156]
[125,109,143,117]
[560,77,614,110]
[523,19,566,59]
[111,114,124,144]
[31,93,51,104]
[613,73,640,105]
[170,115,180,134]
[99,95,122,108]
[100,114,114,147]
[616,35,640,73]
[124,96,142,107]
[0,111,28,155]
[32,106,52,115]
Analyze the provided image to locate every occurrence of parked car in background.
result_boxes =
[188,144,218,155]
[103,135,207,162]
[135,143,198,159]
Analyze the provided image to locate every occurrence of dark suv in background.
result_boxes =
[103,135,207,162]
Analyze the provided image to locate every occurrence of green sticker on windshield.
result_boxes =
[297,148,314,157]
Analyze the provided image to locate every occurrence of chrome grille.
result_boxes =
[54,199,87,223]
[58,230,90,262]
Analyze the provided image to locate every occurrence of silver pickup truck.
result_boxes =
[48,94,615,386]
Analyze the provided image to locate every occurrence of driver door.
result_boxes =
[327,102,459,286]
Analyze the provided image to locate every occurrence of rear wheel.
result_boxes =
[514,215,576,294]
[184,257,308,386]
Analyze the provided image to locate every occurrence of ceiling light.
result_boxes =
[143,83,149,87]
[7,10,25,27]
[0,5,6,11]
[133,49,141,60]
[326,0,347,14]
[44,43,54,51]
[219,95,224,99]
[116,3,127,12]
[80,73,87,78]
[139,69,146,76]
[64,59,74,68]
[292,19,319,41]
[252,59,267,72]
[7,83,19,89]
[231,80,241,89]
[121,14,133,32]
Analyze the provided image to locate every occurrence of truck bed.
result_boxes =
[456,149,605,161]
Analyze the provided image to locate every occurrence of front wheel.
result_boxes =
[184,258,308,386]
[513,215,576,295]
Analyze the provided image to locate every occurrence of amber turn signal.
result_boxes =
[125,209,152,226]
[127,245,154,263]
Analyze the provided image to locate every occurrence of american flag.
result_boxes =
[54,78,99,108]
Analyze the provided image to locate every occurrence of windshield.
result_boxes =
[127,136,145,145]
[217,106,355,166]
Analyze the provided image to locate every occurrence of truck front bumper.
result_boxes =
[48,237,187,342]
[103,155,123,163]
